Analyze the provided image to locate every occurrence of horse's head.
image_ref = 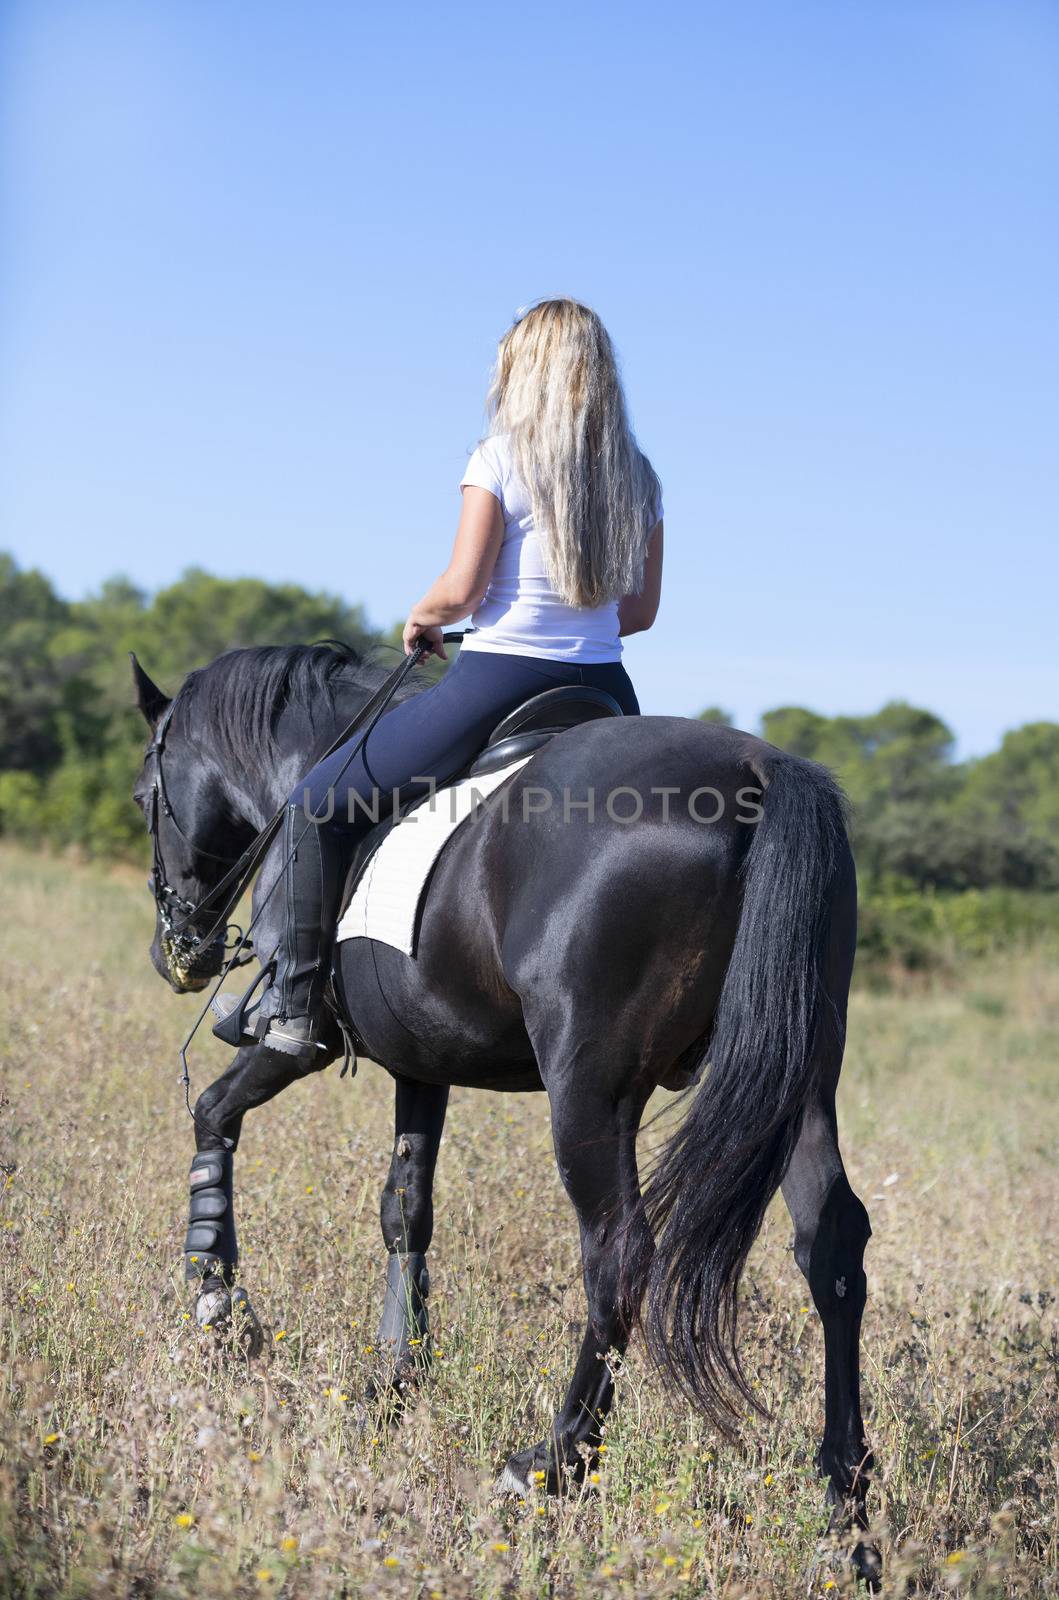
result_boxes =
[130,639,384,992]
[130,654,249,993]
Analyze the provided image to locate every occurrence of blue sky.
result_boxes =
[2,1,1056,755]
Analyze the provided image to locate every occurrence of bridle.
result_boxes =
[144,698,255,988]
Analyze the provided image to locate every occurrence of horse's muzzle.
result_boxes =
[159,929,227,993]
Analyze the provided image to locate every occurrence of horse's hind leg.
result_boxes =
[782,1096,880,1586]
[499,1070,648,1495]
[186,1040,332,1352]
[374,1076,449,1394]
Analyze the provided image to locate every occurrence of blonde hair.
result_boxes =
[485,298,661,608]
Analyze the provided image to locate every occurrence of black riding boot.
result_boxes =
[213,803,347,1068]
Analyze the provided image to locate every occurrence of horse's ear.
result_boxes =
[130,652,171,728]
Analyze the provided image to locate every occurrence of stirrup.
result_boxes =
[211,962,274,1048]
[258,1015,329,1059]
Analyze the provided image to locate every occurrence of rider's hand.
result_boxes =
[402,618,447,661]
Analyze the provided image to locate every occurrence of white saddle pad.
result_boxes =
[335,756,532,957]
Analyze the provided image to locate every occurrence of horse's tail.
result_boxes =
[622,753,851,1434]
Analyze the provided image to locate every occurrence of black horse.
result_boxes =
[130,641,878,1578]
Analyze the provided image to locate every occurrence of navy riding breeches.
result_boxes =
[292,649,639,836]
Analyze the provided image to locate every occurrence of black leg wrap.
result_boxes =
[377,1251,430,1356]
[184,1148,237,1284]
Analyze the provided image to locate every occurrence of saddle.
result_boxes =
[338,684,622,919]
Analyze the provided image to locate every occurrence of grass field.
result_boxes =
[1,843,1056,1598]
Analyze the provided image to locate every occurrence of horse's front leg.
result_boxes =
[185,1039,333,1352]
[373,1076,449,1395]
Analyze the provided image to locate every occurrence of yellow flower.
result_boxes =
[256,1570,272,1583]
[532,1470,546,1483]
[662,1555,677,1568]
[597,1443,607,1454]
[281,1536,297,1551]
[946,1550,967,1565]
[174,1513,194,1528]
[43,1433,59,1446]
[654,1501,671,1516]
[66,1282,74,1291]
[535,1507,546,1516]
[305,1185,314,1193]
[491,1542,510,1554]
[275,1330,287,1341]
[692,1517,703,1529]
[824,1582,836,1591]
[745,1512,753,1524]
[589,1472,601,1484]
[800,1305,809,1314]
[248,1450,262,1462]
[383,1555,400,1568]
[764,1473,773,1486]
[540,1367,550,1376]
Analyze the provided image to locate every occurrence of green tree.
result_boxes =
[951,723,1059,889]
[0,555,71,771]
[745,701,980,888]
[0,555,383,858]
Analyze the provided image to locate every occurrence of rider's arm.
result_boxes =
[618,521,664,637]
[403,486,505,658]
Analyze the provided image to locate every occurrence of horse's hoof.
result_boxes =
[495,1462,531,1498]
[497,1442,545,1497]
[496,1441,583,1498]
[193,1284,263,1358]
[364,1368,414,1423]
[852,1540,882,1591]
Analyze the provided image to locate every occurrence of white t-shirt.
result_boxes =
[458,433,662,663]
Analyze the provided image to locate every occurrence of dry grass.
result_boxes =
[0,842,1056,1598]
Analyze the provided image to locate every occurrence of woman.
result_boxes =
[223,298,664,1064]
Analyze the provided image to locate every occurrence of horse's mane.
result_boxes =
[174,639,397,768]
